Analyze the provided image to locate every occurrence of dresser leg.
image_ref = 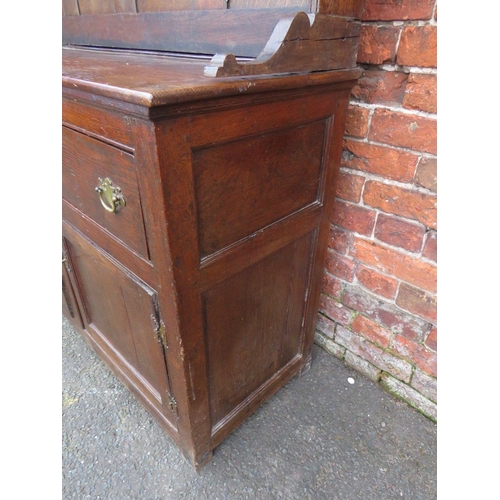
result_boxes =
[191,450,214,472]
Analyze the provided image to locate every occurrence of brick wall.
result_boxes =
[315,0,437,421]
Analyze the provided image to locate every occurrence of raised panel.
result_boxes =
[64,231,174,419]
[62,126,150,260]
[203,232,313,427]
[193,120,326,257]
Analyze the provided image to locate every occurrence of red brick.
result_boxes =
[369,108,437,154]
[374,213,426,252]
[363,181,437,229]
[325,248,356,282]
[342,284,429,342]
[391,335,437,377]
[352,70,408,106]
[362,0,435,21]
[426,326,437,351]
[337,326,413,382]
[356,265,398,299]
[357,25,400,65]
[345,105,370,138]
[336,170,365,203]
[319,294,353,326]
[352,314,392,348]
[328,225,351,255]
[316,313,336,339]
[322,271,343,299]
[350,237,437,292]
[415,157,437,192]
[397,26,437,68]
[403,73,437,114]
[332,199,376,236]
[342,140,418,182]
[422,230,437,262]
[396,283,437,323]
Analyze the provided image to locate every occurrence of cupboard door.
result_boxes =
[63,230,177,425]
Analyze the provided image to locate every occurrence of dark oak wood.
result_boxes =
[62,2,363,469]
[62,10,304,58]
[62,0,80,16]
[138,0,226,11]
[204,233,312,426]
[318,0,364,17]
[62,98,134,151]
[205,12,360,76]
[193,120,325,256]
[62,10,359,76]
[229,0,312,9]
[62,238,84,330]
[78,0,137,15]
[62,126,150,259]
[62,46,360,108]
[62,0,362,16]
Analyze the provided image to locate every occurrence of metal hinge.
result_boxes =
[168,394,178,416]
[152,315,168,350]
[62,250,71,273]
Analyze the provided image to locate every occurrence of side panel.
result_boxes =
[204,233,313,428]
[193,120,325,257]
[156,88,346,447]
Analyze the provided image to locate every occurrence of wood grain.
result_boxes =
[63,228,175,418]
[62,238,84,329]
[62,98,134,151]
[318,0,365,17]
[228,0,309,9]
[138,0,225,11]
[193,120,325,256]
[62,0,79,16]
[205,12,360,76]
[62,126,150,260]
[78,0,137,15]
[62,9,303,57]
[204,233,312,426]
[61,4,362,468]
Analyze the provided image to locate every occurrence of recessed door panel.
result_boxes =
[63,231,176,424]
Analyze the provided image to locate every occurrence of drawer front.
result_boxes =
[62,126,150,260]
[62,98,134,151]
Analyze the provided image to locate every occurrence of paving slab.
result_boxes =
[62,317,437,499]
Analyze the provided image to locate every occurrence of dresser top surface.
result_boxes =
[62,46,361,108]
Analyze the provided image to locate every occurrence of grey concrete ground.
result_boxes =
[62,317,437,500]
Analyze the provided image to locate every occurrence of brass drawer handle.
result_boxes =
[95,177,126,214]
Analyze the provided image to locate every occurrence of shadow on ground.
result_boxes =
[62,317,436,500]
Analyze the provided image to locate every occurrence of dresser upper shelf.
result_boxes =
[63,4,361,80]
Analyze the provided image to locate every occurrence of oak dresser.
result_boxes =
[62,0,363,468]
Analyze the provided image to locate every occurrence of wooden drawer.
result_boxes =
[62,98,134,151]
[62,126,150,260]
